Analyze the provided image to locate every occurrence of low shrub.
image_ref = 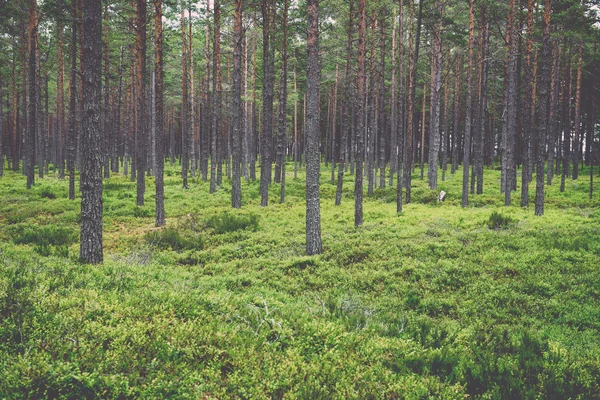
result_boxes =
[145,226,203,251]
[11,224,77,247]
[205,212,259,234]
[487,211,515,230]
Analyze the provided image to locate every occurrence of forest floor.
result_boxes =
[1,162,600,398]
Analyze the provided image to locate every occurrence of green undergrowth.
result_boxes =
[1,162,600,398]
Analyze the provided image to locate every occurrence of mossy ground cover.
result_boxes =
[1,162,599,398]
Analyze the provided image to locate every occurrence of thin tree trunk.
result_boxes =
[462,0,475,207]
[260,0,274,206]
[26,0,39,189]
[135,0,146,205]
[572,42,583,180]
[103,4,110,179]
[277,0,289,202]
[232,0,243,208]
[181,0,189,189]
[154,0,165,226]
[428,0,443,190]
[306,0,322,255]
[68,0,78,199]
[354,0,366,226]
[547,41,561,185]
[535,0,552,215]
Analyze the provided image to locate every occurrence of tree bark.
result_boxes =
[26,0,39,189]
[277,0,289,203]
[260,0,274,206]
[232,0,243,208]
[535,0,552,216]
[154,0,165,226]
[68,0,78,200]
[135,0,146,204]
[181,0,189,189]
[428,0,443,190]
[306,0,322,255]
[354,0,366,226]
[462,0,475,207]
[80,0,103,264]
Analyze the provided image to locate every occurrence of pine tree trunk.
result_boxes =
[232,0,243,208]
[277,0,289,202]
[428,2,442,190]
[306,0,322,255]
[181,0,189,189]
[154,0,165,226]
[547,41,561,185]
[354,0,366,226]
[68,0,78,199]
[535,0,552,216]
[462,0,475,207]
[520,0,534,206]
[260,0,274,206]
[56,18,65,179]
[26,0,39,189]
[572,43,583,180]
[103,4,110,179]
[135,0,146,204]
[80,0,103,264]
[501,0,518,205]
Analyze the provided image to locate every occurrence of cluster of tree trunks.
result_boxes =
[0,0,599,261]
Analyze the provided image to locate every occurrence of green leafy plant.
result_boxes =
[487,211,515,230]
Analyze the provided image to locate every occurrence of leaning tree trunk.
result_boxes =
[305,0,322,255]
[80,0,103,264]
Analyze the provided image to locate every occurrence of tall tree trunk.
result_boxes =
[26,0,39,189]
[354,0,366,226]
[154,0,165,226]
[103,4,110,179]
[335,0,353,200]
[211,0,222,192]
[135,0,146,205]
[68,0,78,199]
[547,41,561,185]
[535,0,552,215]
[389,7,397,188]
[461,0,475,207]
[181,0,189,189]
[57,17,65,179]
[396,0,404,213]
[404,0,423,204]
[428,2,442,189]
[501,0,518,205]
[260,0,274,206]
[560,48,572,192]
[378,11,386,189]
[232,0,243,208]
[572,42,583,180]
[80,0,103,264]
[202,0,211,181]
[306,0,322,255]
[475,18,490,194]
[520,0,534,206]
[277,0,289,203]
